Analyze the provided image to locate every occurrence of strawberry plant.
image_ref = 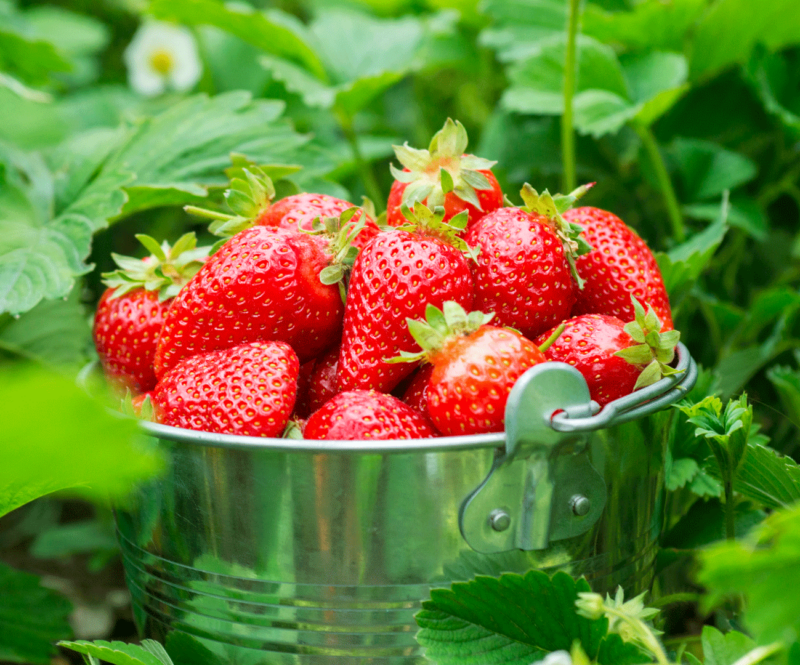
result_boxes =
[2,0,800,664]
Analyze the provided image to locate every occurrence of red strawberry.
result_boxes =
[464,184,592,340]
[386,118,503,228]
[93,233,209,393]
[305,390,436,440]
[401,364,434,414]
[307,345,340,413]
[564,207,673,330]
[535,298,681,406]
[293,359,317,419]
[152,340,299,437]
[395,302,548,436]
[153,226,343,378]
[187,162,379,250]
[337,204,476,395]
[260,193,379,249]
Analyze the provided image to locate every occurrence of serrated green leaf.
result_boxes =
[0,288,89,368]
[670,139,757,202]
[0,366,163,519]
[415,571,649,665]
[59,641,167,665]
[0,562,72,664]
[706,443,800,510]
[700,626,756,665]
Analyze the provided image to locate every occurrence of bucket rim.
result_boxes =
[139,343,696,454]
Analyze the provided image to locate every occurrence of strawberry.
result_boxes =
[386,118,503,228]
[535,297,681,407]
[307,345,340,414]
[93,233,209,393]
[292,359,317,419]
[401,364,434,415]
[394,302,549,436]
[187,161,379,249]
[336,204,476,395]
[464,184,593,340]
[564,207,673,330]
[305,390,436,440]
[152,340,299,437]
[153,226,343,378]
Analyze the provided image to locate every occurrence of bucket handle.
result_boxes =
[458,343,696,554]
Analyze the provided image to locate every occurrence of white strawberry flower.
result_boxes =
[124,20,201,97]
[541,652,572,665]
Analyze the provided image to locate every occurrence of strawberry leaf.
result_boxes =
[0,562,72,665]
[58,641,172,665]
[415,571,649,665]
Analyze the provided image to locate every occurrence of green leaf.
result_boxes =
[706,443,800,510]
[699,504,800,643]
[0,24,71,87]
[165,633,221,665]
[150,0,327,80]
[700,626,756,665]
[0,366,163,519]
[683,196,768,241]
[415,571,649,664]
[689,0,800,81]
[0,287,89,368]
[479,0,567,62]
[662,499,765,549]
[665,456,699,491]
[30,519,117,560]
[0,562,72,664]
[655,197,728,301]
[768,365,800,429]
[670,139,758,202]
[583,0,706,53]
[59,641,171,665]
[745,47,800,133]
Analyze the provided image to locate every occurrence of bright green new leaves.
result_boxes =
[416,571,649,664]
[502,35,688,138]
[680,394,751,491]
[0,366,162,519]
[699,505,800,644]
[0,92,300,315]
[0,562,72,664]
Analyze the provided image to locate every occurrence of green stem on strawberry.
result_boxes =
[336,107,384,207]
[538,322,566,354]
[633,122,686,242]
[562,0,583,193]
[518,182,594,287]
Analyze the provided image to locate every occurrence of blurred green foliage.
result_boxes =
[2,0,800,662]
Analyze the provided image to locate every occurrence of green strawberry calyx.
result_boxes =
[391,118,497,212]
[614,296,683,390]
[309,206,370,302]
[519,182,595,289]
[185,162,277,238]
[398,202,479,262]
[102,233,210,302]
[120,390,155,422]
[387,301,494,364]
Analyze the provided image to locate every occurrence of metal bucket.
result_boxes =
[116,345,697,664]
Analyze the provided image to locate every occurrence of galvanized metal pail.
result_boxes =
[116,345,697,664]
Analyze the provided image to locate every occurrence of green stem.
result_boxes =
[336,108,384,206]
[184,206,236,221]
[731,643,784,665]
[605,608,670,665]
[634,123,685,242]
[562,0,582,193]
[650,593,703,609]
[724,477,736,541]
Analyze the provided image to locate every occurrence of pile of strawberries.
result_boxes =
[94,120,680,441]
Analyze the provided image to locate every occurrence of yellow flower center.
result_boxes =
[149,49,174,75]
